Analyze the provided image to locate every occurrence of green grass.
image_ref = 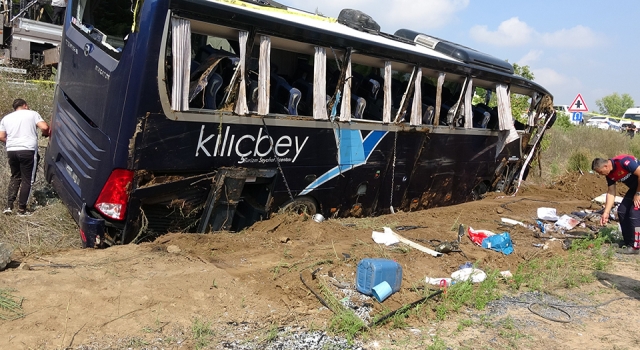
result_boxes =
[319,279,367,343]
[191,317,215,350]
[510,236,613,291]
[0,288,25,320]
[433,269,502,321]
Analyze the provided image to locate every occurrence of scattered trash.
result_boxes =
[395,225,426,231]
[554,215,580,230]
[371,227,400,246]
[355,258,402,301]
[500,270,513,279]
[377,227,442,257]
[433,241,461,254]
[425,277,453,286]
[312,213,325,223]
[459,262,474,269]
[481,232,514,255]
[427,267,487,285]
[593,193,623,205]
[452,267,487,283]
[537,207,560,221]
[533,243,549,250]
[372,281,393,302]
[467,227,496,246]
[536,220,551,234]
[501,218,525,227]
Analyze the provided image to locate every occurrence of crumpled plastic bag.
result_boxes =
[537,207,559,221]
[481,232,514,255]
[555,215,580,230]
[467,227,495,246]
[372,227,400,246]
[452,267,487,283]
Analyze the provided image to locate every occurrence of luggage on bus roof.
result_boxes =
[338,9,381,34]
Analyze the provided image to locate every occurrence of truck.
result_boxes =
[0,0,63,70]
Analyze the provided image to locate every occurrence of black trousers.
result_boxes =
[6,150,39,211]
[617,195,640,248]
[52,6,66,25]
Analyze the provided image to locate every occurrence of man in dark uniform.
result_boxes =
[592,155,640,254]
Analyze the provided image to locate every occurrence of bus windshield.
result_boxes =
[71,0,134,54]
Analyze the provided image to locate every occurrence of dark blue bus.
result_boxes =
[44,0,554,247]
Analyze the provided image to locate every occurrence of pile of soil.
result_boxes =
[1,173,639,349]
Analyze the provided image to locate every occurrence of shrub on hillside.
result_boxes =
[567,150,591,172]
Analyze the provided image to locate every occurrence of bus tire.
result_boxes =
[280,196,318,216]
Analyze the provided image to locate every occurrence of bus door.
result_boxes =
[46,0,135,212]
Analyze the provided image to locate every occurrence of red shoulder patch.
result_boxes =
[625,160,631,166]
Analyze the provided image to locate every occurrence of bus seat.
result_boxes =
[293,78,313,116]
[204,73,224,110]
[352,95,366,119]
[272,75,301,115]
[422,105,435,125]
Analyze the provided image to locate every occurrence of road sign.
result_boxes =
[568,93,589,112]
[571,112,583,122]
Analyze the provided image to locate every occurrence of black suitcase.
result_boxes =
[338,9,380,34]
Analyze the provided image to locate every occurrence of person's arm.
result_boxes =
[0,130,6,143]
[633,167,640,209]
[37,121,50,137]
[601,183,616,226]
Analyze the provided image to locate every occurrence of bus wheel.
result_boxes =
[280,196,318,216]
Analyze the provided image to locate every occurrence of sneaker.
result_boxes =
[2,208,11,215]
[16,209,32,217]
[616,246,640,255]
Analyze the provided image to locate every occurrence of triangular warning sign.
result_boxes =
[568,93,588,112]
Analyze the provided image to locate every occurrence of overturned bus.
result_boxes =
[44,0,555,248]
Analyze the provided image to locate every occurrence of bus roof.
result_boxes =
[183,0,551,97]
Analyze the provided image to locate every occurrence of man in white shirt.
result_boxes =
[0,99,50,215]
[52,0,67,25]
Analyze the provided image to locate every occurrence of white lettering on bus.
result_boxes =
[196,125,309,163]
[65,39,78,55]
[95,65,110,80]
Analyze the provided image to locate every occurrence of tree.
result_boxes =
[511,63,535,121]
[595,93,634,117]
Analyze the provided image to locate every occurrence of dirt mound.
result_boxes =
[543,172,628,201]
[0,181,635,349]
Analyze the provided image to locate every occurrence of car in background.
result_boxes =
[585,116,621,130]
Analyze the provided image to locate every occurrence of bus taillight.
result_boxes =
[95,169,134,221]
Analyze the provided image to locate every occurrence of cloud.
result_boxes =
[540,26,605,48]
[469,17,534,47]
[533,68,569,87]
[286,0,470,31]
[518,50,544,66]
[471,18,606,49]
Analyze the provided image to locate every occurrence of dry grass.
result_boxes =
[534,126,640,181]
[0,74,80,257]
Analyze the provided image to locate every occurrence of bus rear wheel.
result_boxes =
[280,196,318,216]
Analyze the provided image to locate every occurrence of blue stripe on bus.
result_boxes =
[299,130,387,195]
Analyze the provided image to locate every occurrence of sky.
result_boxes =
[285,0,640,113]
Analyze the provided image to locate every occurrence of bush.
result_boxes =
[554,112,575,131]
[567,150,591,172]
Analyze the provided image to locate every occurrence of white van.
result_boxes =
[622,107,640,127]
